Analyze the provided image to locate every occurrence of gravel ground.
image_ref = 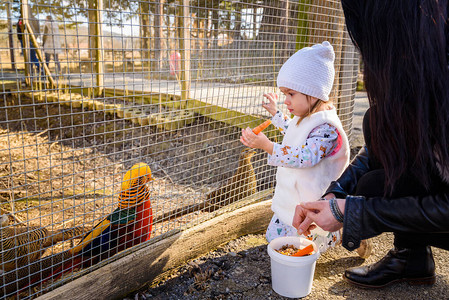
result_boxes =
[124,93,449,299]
[126,233,449,300]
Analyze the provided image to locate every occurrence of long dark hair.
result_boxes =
[341,0,449,194]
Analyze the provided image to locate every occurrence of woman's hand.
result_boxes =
[240,128,273,154]
[262,93,278,116]
[291,204,316,236]
[292,196,345,234]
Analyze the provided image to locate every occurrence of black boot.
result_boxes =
[344,246,436,288]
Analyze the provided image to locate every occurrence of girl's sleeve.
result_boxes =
[271,111,292,136]
[268,123,339,168]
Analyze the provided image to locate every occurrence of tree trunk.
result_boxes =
[140,1,151,74]
[153,1,165,73]
[88,2,96,70]
[211,8,219,49]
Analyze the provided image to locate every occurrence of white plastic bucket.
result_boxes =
[267,236,320,298]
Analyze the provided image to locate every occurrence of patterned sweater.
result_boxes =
[268,111,339,168]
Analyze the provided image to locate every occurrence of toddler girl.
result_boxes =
[240,41,349,253]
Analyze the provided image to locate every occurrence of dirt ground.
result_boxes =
[123,93,449,299]
[0,92,275,259]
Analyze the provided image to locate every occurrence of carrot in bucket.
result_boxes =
[252,120,272,135]
[291,244,314,257]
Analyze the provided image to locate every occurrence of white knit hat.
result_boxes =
[276,41,335,102]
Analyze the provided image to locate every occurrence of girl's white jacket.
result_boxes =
[271,108,350,227]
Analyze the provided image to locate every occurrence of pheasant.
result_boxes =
[2,163,153,296]
[154,148,257,222]
[29,162,154,285]
[0,214,82,273]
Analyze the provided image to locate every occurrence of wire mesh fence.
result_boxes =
[0,0,358,298]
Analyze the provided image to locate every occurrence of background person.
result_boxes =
[42,15,62,74]
[16,19,24,55]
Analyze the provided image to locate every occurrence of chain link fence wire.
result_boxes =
[0,0,358,298]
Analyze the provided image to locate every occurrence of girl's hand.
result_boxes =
[262,93,278,116]
[240,128,273,154]
[292,198,345,234]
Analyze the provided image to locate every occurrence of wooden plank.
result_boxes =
[187,99,278,138]
[18,81,277,138]
[37,199,273,300]
[0,81,19,91]
[96,87,274,133]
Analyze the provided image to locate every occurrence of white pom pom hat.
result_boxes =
[276,41,335,102]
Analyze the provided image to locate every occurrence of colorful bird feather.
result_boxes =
[65,162,154,270]
[24,162,154,290]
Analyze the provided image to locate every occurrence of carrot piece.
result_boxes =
[291,244,314,257]
[252,120,272,135]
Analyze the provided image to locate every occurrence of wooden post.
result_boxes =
[20,2,55,88]
[95,0,104,97]
[139,1,151,78]
[21,1,31,85]
[88,2,96,64]
[6,2,16,71]
[178,0,191,103]
[154,1,165,74]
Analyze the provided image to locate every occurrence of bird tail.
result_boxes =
[16,221,111,295]
[13,250,77,296]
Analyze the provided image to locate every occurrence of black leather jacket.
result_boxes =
[325,119,449,251]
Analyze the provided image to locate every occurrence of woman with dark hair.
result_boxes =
[292,0,449,289]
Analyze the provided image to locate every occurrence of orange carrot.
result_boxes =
[252,120,272,135]
[291,244,314,257]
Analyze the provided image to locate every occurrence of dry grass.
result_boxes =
[0,91,262,261]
